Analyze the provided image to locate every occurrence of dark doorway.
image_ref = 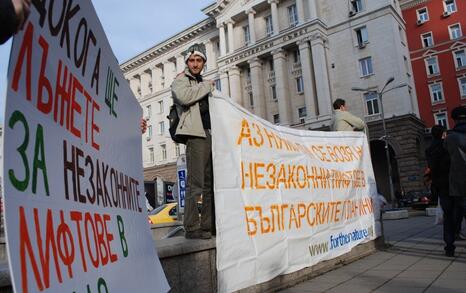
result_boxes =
[370,140,400,203]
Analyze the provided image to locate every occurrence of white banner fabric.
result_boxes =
[211,93,377,293]
[2,1,169,292]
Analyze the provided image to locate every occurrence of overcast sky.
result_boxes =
[0,0,214,124]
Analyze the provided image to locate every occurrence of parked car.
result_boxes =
[148,203,177,224]
[399,190,433,210]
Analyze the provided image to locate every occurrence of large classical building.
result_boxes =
[121,0,427,199]
[400,0,466,129]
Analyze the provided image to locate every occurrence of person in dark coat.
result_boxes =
[0,0,31,44]
[443,106,466,257]
[426,125,449,202]
[425,125,453,255]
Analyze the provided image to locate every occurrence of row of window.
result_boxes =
[428,77,466,104]
[425,49,466,76]
[421,24,462,48]
[243,4,299,45]
[145,100,164,119]
[269,106,307,125]
[145,121,166,140]
[147,144,181,164]
[244,0,370,46]
[417,0,457,23]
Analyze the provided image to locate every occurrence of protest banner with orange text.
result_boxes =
[3,1,169,292]
[210,94,377,293]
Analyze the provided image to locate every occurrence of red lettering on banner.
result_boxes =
[12,22,33,101]
[37,36,53,114]
[17,207,122,292]
[84,212,100,268]
[70,211,87,272]
[10,21,101,151]
[19,206,44,293]
[33,208,63,288]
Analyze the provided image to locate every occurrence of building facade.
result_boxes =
[121,0,426,197]
[401,0,466,129]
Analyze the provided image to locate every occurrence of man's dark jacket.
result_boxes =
[425,138,450,198]
[444,122,466,197]
[0,0,17,44]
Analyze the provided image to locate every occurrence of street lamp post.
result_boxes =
[352,77,407,207]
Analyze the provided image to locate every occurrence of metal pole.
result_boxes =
[379,93,396,207]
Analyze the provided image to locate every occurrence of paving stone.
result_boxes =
[279,216,466,293]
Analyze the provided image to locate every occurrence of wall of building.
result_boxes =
[402,0,466,129]
[121,0,427,195]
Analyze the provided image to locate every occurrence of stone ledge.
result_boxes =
[0,236,381,293]
[157,235,216,258]
[425,207,437,217]
[382,209,409,220]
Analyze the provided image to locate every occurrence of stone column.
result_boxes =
[227,20,235,53]
[204,40,216,71]
[228,66,242,105]
[140,72,151,97]
[151,65,163,93]
[308,0,318,19]
[268,0,280,35]
[176,54,185,74]
[220,69,230,96]
[218,23,227,56]
[129,77,140,97]
[310,34,332,117]
[246,8,256,45]
[272,49,292,124]
[163,61,176,88]
[248,58,266,118]
[298,39,317,119]
[296,0,305,24]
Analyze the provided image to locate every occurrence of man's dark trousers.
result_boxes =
[184,130,214,233]
[440,195,464,253]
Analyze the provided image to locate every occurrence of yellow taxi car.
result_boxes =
[148,203,177,224]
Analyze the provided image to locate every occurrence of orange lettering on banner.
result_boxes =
[240,160,367,191]
[270,205,280,233]
[251,123,264,147]
[237,119,253,146]
[265,163,276,189]
[254,162,265,189]
[263,127,279,149]
[244,206,257,236]
[244,198,374,237]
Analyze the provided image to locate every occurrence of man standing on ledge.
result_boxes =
[332,98,366,132]
[171,43,215,239]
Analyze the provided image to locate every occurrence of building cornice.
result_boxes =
[202,0,233,18]
[219,19,327,66]
[120,18,215,72]
[400,0,430,10]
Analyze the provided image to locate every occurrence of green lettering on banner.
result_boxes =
[97,277,109,293]
[105,67,118,118]
[8,110,30,192]
[116,215,128,257]
[8,110,50,195]
[32,124,50,195]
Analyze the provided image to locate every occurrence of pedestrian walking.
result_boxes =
[443,106,466,256]
[425,125,453,254]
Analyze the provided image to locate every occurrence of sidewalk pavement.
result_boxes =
[280,215,466,293]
